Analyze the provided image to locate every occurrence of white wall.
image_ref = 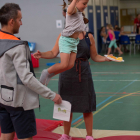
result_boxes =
[95,0,100,5]
[120,1,140,9]
[103,0,107,6]
[120,0,140,32]
[88,0,93,6]
[0,0,64,53]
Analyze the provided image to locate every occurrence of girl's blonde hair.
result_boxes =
[107,24,114,30]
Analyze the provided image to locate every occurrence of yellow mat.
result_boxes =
[53,126,140,139]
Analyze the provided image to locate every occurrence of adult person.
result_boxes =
[33,30,111,140]
[133,14,140,34]
[0,3,62,140]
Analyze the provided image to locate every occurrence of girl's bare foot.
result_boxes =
[119,52,123,56]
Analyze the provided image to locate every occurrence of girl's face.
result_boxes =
[76,0,89,12]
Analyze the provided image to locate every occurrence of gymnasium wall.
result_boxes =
[120,1,140,9]
[0,0,64,53]
[120,0,140,32]
[0,0,121,54]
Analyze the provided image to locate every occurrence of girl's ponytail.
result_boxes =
[62,0,67,10]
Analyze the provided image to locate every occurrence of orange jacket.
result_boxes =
[0,30,19,40]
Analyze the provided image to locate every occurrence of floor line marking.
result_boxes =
[35,72,140,74]
[74,90,140,128]
[71,79,137,124]
[96,79,137,107]
[93,80,140,82]
[36,78,140,82]
[92,72,140,74]
[72,119,83,125]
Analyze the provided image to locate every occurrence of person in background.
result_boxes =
[116,27,121,31]
[106,24,123,55]
[100,26,108,43]
[114,26,120,53]
[133,14,140,34]
[114,25,119,31]
[119,26,129,53]
[119,26,127,35]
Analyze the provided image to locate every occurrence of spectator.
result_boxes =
[119,26,129,52]
[133,14,140,34]
[100,26,108,43]
[120,26,126,35]
[114,25,119,31]
[116,27,121,31]
[106,24,123,55]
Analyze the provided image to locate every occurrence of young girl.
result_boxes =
[106,24,123,55]
[38,0,89,86]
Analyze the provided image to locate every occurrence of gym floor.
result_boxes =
[34,52,140,132]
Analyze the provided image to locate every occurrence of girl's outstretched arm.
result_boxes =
[33,34,61,59]
[67,0,78,15]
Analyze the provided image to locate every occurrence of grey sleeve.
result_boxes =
[11,45,56,100]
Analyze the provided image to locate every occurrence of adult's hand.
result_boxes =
[105,54,113,62]
[33,50,42,60]
[53,94,62,104]
[105,57,111,62]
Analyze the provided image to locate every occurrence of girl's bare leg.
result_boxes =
[107,48,111,55]
[40,53,70,85]
[40,52,77,85]
[48,53,71,74]
[116,47,123,56]
[66,52,77,70]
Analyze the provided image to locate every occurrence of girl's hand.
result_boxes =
[33,50,42,60]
